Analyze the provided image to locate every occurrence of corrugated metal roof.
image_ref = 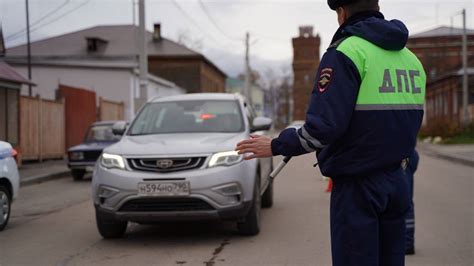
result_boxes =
[412,26,474,38]
[0,60,34,85]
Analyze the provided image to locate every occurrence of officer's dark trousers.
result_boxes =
[405,167,415,251]
[330,167,410,266]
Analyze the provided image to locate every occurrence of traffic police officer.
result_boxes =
[236,0,426,265]
[406,150,420,255]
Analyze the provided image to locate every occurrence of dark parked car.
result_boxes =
[68,121,124,181]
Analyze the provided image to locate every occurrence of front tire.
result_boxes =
[262,160,274,208]
[0,185,11,231]
[95,209,127,239]
[71,169,85,181]
[237,179,261,236]
[261,180,274,208]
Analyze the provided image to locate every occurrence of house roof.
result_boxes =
[6,25,225,76]
[7,25,200,57]
[0,60,34,85]
[411,26,474,38]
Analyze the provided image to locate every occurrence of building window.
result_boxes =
[444,93,448,116]
[453,90,458,114]
[0,88,19,146]
[430,68,437,80]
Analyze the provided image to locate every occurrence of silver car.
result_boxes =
[92,93,274,238]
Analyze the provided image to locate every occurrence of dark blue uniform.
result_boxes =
[271,11,425,266]
[406,150,419,254]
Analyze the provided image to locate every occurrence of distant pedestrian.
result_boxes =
[406,150,419,255]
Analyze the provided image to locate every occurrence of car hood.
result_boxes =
[68,142,115,152]
[104,133,248,156]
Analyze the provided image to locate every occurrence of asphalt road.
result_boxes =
[0,153,472,266]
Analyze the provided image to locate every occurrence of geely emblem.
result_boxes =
[156,159,174,169]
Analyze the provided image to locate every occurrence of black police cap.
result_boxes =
[328,0,359,10]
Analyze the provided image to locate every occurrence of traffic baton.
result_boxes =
[270,156,292,180]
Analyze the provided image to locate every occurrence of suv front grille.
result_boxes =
[119,198,214,212]
[127,157,206,173]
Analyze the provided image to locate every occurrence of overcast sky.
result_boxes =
[1,0,473,77]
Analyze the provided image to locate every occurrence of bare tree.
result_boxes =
[176,29,204,52]
[260,67,293,128]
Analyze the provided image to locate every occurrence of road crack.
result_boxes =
[203,239,229,266]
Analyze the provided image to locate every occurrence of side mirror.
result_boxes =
[251,117,273,132]
[112,121,128,136]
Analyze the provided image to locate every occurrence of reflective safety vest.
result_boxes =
[336,36,426,111]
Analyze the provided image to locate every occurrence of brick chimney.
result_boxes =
[153,23,161,41]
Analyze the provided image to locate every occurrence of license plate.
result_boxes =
[138,182,190,196]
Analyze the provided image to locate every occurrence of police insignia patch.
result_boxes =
[318,68,333,93]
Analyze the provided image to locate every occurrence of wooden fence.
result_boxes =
[20,96,65,161]
[99,97,124,121]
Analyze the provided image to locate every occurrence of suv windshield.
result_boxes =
[129,100,244,135]
[85,125,120,142]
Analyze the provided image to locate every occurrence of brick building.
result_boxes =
[408,26,474,82]
[425,68,474,126]
[148,24,226,93]
[407,26,474,126]
[292,26,321,121]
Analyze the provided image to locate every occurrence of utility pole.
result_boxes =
[137,0,148,111]
[244,32,252,106]
[461,8,469,126]
[26,0,32,96]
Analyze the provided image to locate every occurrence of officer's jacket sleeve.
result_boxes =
[271,48,361,157]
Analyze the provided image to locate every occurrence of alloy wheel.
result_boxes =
[0,191,10,225]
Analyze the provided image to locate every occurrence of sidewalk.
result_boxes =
[19,159,70,186]
[418,142,474,167]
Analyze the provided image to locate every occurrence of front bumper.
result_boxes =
[95,200,251,223]
[92,159,257,222]
[68,161,96,171]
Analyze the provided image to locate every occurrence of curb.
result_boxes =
[20,170,71,187]
[418,144,474,168]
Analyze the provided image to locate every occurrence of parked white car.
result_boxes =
[0,141,20,231]
[92,93,274,238]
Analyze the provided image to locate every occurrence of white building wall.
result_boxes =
[13,65,184,122]
[147,81,184,100]
[13,65,135,121]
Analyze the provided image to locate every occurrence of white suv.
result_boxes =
[92,93,274,238]
[0,141,20,231]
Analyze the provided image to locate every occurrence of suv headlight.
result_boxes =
[100,153,125,170]
[208,151,243,168]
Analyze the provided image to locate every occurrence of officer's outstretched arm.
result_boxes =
[271,48,361,157]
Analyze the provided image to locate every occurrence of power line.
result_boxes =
[197,0,242,42]
[6,0,72,41]
[170,0,227,46]
[7,0,90,43]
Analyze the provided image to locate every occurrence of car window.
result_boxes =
[129,100,244,135]
[85,125,120,142]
